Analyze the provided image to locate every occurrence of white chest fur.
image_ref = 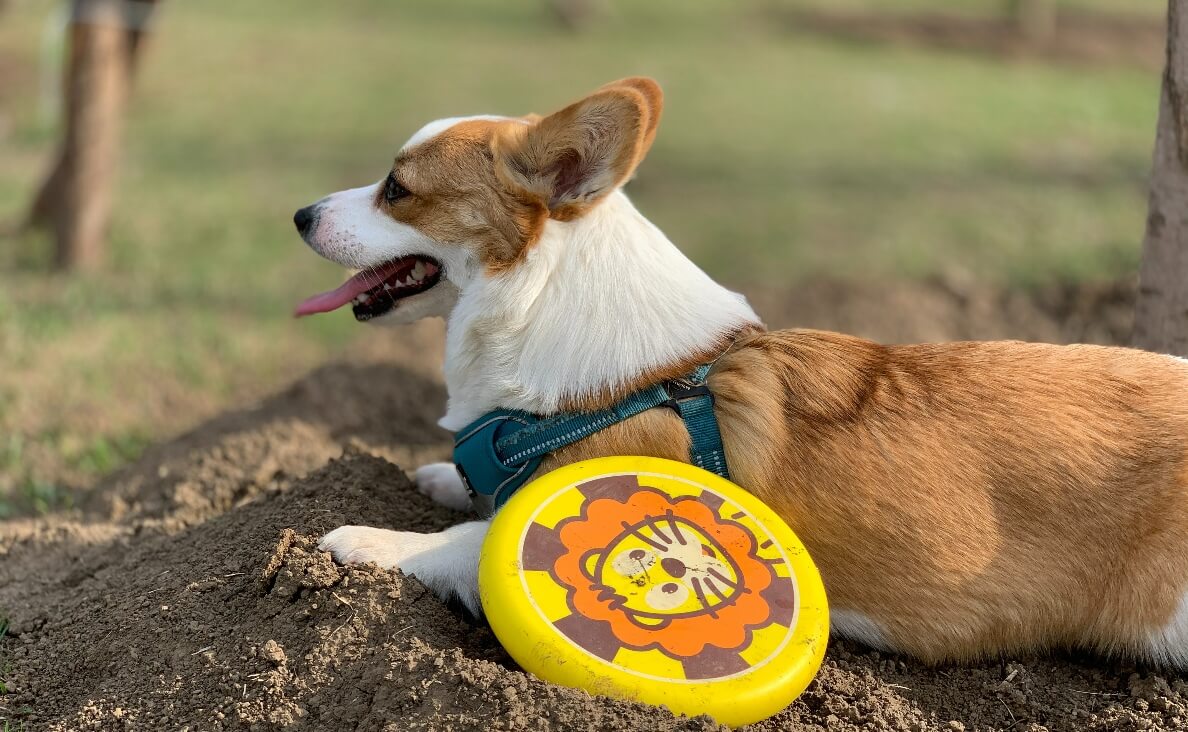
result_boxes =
[438,191,760,430]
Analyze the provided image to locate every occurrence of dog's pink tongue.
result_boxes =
[294,269,385,317]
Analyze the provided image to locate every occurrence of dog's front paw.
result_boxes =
[415,462,472,511]
[318,522,489,617]
[318,525,436,569]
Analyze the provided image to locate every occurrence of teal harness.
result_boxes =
[453,363,729,516]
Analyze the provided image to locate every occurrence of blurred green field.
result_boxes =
[0,0,1162,514]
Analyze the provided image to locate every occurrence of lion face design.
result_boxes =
[583,514,744,625]
[533,479,790,665]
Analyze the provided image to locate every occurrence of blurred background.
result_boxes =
[0,0,1164,516]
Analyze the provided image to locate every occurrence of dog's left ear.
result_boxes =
[494,77,663,221]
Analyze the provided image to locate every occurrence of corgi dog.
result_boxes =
[294,78,1188,665]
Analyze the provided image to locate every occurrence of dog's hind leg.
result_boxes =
[319,521,488,616]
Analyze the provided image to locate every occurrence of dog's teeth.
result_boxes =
[411,262,426,280]
[382,283,392,291]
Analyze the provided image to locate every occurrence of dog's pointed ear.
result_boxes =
[494,77,663,221]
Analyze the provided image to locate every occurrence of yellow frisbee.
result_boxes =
[478,456,829,728]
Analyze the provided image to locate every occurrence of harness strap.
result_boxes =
[663,366,730,478]
[494,382,671,466]
[453,363,729,516]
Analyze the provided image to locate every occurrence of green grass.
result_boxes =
[0,431,152,516]
[0,0,1161,514]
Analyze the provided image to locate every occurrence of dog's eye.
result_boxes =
[384,175,410,203]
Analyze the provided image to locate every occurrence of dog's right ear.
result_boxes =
[493,77,663,222]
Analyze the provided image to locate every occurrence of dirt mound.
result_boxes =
[4,453,724,732]
[82,360,452,530]
[8,277,1188,732]
[769,7,1165,71]
[751,275,1136,347]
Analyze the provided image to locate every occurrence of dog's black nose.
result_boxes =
[293,206,314,236]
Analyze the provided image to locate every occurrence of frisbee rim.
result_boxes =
[479,456,829,728]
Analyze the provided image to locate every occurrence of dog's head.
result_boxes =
[293,77,662,324]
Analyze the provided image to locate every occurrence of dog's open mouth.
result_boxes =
[293,255,442,321]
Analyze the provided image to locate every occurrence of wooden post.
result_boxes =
[1134,1,1188,356]
[25,0,152,271]
[56,0,129,271]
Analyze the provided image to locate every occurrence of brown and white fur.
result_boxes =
[294,78,1188,665]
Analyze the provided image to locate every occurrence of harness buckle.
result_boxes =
[453,410,543,517]
[661,378,713,412]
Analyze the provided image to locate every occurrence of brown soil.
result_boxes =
[7,277,1187,732]
[771,8,1166,71]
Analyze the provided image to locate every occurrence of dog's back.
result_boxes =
[707,329,1188,662]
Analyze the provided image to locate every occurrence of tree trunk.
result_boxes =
[26,0,146,271]
[1134,1,1188,356]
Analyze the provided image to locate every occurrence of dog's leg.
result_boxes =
[415,462,472,511]
[829,608,894,652]
[319,521,487,615]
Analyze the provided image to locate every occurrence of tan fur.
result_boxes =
[556,325,761,414]
[543,329,1188,663]
[493,77,660,222]
[385,118,547,272]
[381,78,660,272]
